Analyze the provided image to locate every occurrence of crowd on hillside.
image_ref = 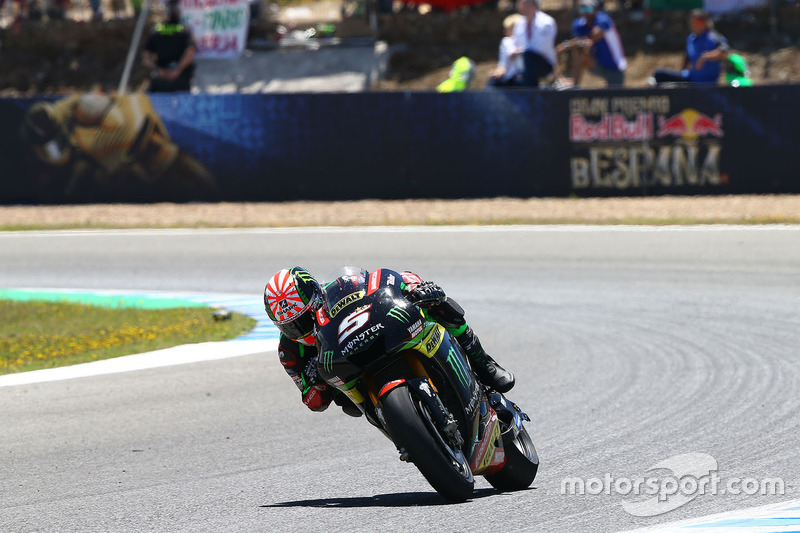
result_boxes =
[439,0,752,91]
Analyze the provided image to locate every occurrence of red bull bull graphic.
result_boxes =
[657,109,724,140]
[569,97,726,192]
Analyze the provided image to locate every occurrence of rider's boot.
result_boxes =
[454,326,515,393]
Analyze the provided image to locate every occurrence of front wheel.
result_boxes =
[380,385,474,502]
[484,425,539,491]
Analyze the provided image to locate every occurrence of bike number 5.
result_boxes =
[338,305,372,344]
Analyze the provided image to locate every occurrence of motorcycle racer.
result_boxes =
[263,266,516,416]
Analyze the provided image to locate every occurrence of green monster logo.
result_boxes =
[446,347,471,388]
[295,269,315,283]
[387,307,411,323]
[322,350,335,373]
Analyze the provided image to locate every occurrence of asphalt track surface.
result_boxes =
[1,226,799,533]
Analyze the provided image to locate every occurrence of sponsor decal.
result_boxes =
[446,346,471,388]
[321,350,335,373]
[341,323,385,355]
[294,269,316,284]
[407,319,423,339]
[387,274,396,286]
[470,409,501,474]
[569,97,727,191]
[570,113,653,143]
[367,269,381,296]
[417,324,444,357]
[419,380,433,397]
[388,307,412,324]
[465,384,479,416]
[316,307,330,327]
[329,290,365,318]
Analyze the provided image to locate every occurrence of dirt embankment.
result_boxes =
[1,195,798,229]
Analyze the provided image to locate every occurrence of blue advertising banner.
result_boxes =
[1,86,798,204]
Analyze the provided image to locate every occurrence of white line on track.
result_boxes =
[0,224,798,238]
[619,498,800,532]
[0,339,278,388]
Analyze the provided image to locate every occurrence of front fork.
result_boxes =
[406,377,464,449]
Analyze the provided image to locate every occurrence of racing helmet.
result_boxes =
[264,267,322,344]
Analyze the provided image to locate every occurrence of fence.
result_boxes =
[1,84,797,204]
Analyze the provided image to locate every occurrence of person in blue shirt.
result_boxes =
[556,0,626,87]
[653,10,729,85]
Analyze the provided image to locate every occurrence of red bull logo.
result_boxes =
[657,109,723,140]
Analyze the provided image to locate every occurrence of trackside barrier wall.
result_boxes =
[1,85,798,204]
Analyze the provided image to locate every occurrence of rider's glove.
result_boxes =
[302,383,331,411]
[406,281,446,307]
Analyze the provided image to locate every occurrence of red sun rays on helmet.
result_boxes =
[264,268,310,324]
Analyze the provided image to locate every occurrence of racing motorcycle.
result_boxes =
[316,267,539,502]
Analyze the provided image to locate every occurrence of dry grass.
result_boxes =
[1,195,798,229]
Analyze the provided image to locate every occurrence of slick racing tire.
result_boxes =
[484,425,539,491]
[381,385,474,502]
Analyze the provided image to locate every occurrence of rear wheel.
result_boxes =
[484,425,539,491]
[380,385,474,502]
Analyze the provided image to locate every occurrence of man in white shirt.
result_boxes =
[512,0,559,87]
[488,14,525,88]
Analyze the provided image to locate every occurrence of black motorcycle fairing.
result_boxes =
[317,268,423,385]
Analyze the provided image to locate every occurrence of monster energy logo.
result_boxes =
[295,269,314,281]
[387,307,411,323]
[322,350,335,373]
[446,347,471,388]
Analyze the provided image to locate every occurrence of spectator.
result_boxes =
[722,53,752,87]
[652,10,729,85]
[487,14,525,88]
[556,0,626,87]
[512,0,559,87]
[437,57,476,92]
[142,0,197,93]
[89,0,102,21]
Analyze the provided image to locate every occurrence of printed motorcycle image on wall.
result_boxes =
[316,267,539,501]
[19,92,217,203]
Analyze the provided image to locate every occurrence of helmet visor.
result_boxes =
[276,308,317,341]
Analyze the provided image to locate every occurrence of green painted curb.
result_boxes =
[0,289,207,310]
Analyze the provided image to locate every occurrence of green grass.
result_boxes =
[0,300,256,375]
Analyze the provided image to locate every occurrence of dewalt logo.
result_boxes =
[329,290,365,318]
[417,324,444,357]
